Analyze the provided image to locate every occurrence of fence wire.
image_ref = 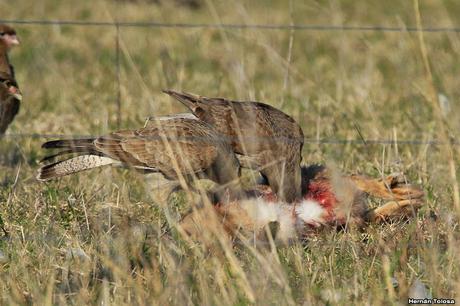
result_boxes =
[1,18,456,146]
[1,18,460,32]
[2,133,457,146]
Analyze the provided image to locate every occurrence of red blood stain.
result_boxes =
[216,179,346,227]
[254,180,340,221]
[305,179,338,222]
[257,179,342,225]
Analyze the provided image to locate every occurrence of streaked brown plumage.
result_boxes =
[37,116,242,199]
[164,90,304,203]
[0,24,21,135]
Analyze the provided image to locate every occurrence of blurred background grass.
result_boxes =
[0,0,459,304]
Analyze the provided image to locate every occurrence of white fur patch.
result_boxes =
[232,198,328,244]
[239,198,297,243]
[239,198,278,224]
[295,199,326,226]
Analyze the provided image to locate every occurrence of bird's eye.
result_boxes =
[0,32,4,36]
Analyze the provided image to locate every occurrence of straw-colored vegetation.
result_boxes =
[0,0,459,304]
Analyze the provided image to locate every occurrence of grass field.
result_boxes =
[0,0,459,304]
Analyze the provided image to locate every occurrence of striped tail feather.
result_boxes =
[41,138,95,149]
[37,155,117,181]
[39,137,102,164]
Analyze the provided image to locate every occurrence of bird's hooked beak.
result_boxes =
[8,86,22,101]
[5,34,20,47]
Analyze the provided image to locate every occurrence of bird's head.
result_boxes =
[0,24,20,50]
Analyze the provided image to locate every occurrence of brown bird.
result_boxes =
[163,90,304,203]
[37,116,242,200]
[0,24,21,135]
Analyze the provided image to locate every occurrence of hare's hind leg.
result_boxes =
[349,173,424,201]
[366,199,424,222]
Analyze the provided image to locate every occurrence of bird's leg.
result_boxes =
[250,150,301,203]
[261,170,280,196]
[203,153,246,203]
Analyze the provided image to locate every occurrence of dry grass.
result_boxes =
[0,0,459,304]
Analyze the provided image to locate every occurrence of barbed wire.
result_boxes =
[2,133,456,146]
[1,18,460,32]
